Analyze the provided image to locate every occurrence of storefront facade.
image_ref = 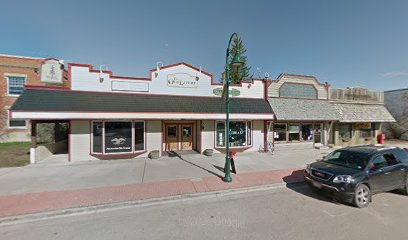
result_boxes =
[267,74,395,149]
[11,62,274,162]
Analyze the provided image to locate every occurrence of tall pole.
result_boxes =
[223,33,239,183]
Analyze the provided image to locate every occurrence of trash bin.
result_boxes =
[377,134,385,144]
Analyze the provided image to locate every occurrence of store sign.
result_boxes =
[354,122,371,129]
[41,59,63,83]
[167,73,198,88]
[213,87,240,96]
[112,80,149,92]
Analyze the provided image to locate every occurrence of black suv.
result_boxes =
[304,145,408,207]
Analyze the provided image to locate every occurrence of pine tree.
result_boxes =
[228,36,252,84]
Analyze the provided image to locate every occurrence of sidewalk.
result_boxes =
[0,167,304,218]
[0,150,329,195]
[0,150,329,218]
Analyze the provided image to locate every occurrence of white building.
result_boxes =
[10,62,274,162]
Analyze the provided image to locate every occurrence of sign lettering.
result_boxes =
[167,73,198,88]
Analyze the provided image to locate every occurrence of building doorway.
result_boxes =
[181,124,193,150]
[165,123,195,151]
[313,123,322,143]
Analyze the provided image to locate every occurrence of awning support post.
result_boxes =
[30,120,37,164]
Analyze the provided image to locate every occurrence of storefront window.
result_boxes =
[274,123,287,142]
[104,122,133,153]
[230,121,247,147]
[216,121,251,147]
[360,123,375,138]
[301,124,313,141]
[216,122,225,147]
[339,123,352,140]
[92,121,145,154]
[288,124,300,141]
[92,121,103,153]
[134,122,145,151]
[314,123,322,143]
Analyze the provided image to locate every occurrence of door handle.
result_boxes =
[400,169,405,171]
[385,172,391,175]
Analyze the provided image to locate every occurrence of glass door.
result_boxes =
[313,123,322,143]
[166,125,179,151]
[181,124,193,150]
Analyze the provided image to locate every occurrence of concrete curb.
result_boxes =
[0,180,305,226]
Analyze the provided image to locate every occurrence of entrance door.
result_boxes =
[166,125,179,151]
[313,123,322,143]
[181,124,193,150]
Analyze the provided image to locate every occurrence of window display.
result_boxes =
[134,122,145,151]
[288,124,300,141]
[274,123,286,142]
[339,123,352,140]
[92,121,145,154]
[104,122,132,153]
[301,124,313,141]
[216,121,251,147]
[92,121,103,153]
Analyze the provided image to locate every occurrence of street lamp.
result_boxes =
[223,33,244,183]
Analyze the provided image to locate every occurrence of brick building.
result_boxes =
[0,54,67,142]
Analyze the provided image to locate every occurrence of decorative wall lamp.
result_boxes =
[196,66,202,81]
[155,62,163,78]
[99,64,108,83]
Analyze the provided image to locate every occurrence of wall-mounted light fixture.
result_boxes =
[155,62,163,78]
[264,72,270,79]
[99,64,108,83]
[196,66,202,81]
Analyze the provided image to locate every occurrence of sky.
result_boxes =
[1,0,408,91]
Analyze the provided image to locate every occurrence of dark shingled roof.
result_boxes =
[11,89,274,114]
[268,97,395,122]
[268,98,338,121]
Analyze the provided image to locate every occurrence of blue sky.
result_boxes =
[1,0,407,90]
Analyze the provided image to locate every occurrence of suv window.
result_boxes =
[371,155,388,169]
[392,148,408,163]
[383,153,399,166]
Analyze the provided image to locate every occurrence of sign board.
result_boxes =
[41,59,63,83]
[213,87,240,96]
[213,87,223,96]
[167,73,198,88]
[112,80,149,92]
[353,122,371,129]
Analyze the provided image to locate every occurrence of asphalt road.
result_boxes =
[1,183,408,240]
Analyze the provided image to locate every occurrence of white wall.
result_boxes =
[70,120,98,161]
[200,120,217,154]
[146,120,162,157]
[252,120,265,152]
[70,64,265,99]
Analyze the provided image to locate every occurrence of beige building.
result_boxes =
[267,74,395,149]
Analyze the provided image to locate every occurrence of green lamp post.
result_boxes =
[223,33,244,183]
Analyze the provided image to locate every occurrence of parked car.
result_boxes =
[304,145,408,208]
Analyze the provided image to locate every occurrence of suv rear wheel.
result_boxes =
[354,184,370,208]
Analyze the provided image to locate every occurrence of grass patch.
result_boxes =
[0,142,30,168]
